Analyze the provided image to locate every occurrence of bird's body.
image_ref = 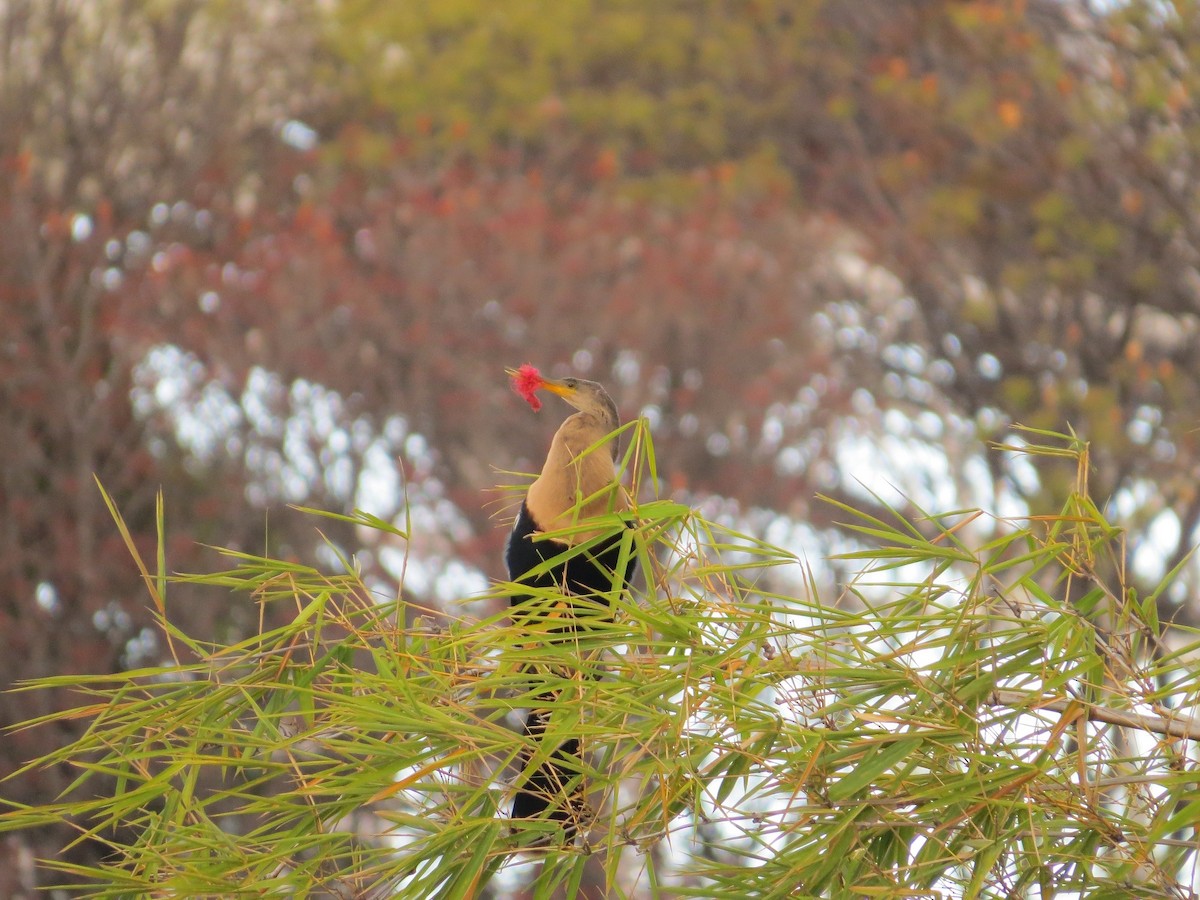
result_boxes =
[503,366,637,841]
[505,501,629,606]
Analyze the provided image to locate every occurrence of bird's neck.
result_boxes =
[525,413,627,542]
[552,411,618,456]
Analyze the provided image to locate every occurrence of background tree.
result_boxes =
[0,0,338,884]
[330,0,1200,615]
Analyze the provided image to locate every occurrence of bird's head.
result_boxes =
[506,364,619,432]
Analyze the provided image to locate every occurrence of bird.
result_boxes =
[503,364,638,841]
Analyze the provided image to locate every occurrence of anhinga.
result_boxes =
[504,364,637,841]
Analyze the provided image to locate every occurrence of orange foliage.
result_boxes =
[591,147,619,180]
[997,100,1023,129]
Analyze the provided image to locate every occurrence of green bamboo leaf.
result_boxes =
[827,736,922,802]
[439,822,503,900]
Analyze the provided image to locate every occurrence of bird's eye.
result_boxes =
[564,378,578,388]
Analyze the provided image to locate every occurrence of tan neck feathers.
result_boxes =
[525,412,628,542]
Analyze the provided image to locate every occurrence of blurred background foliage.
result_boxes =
[5,0,1200,893]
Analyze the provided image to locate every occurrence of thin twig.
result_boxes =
[989,689,1200,742]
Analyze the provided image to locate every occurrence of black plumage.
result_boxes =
[505,501,633,608]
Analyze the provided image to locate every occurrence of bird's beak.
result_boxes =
[537,376,576,399]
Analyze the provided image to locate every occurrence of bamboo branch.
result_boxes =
[989,689,1200,742]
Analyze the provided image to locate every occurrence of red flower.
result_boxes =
[510,363,544,411]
